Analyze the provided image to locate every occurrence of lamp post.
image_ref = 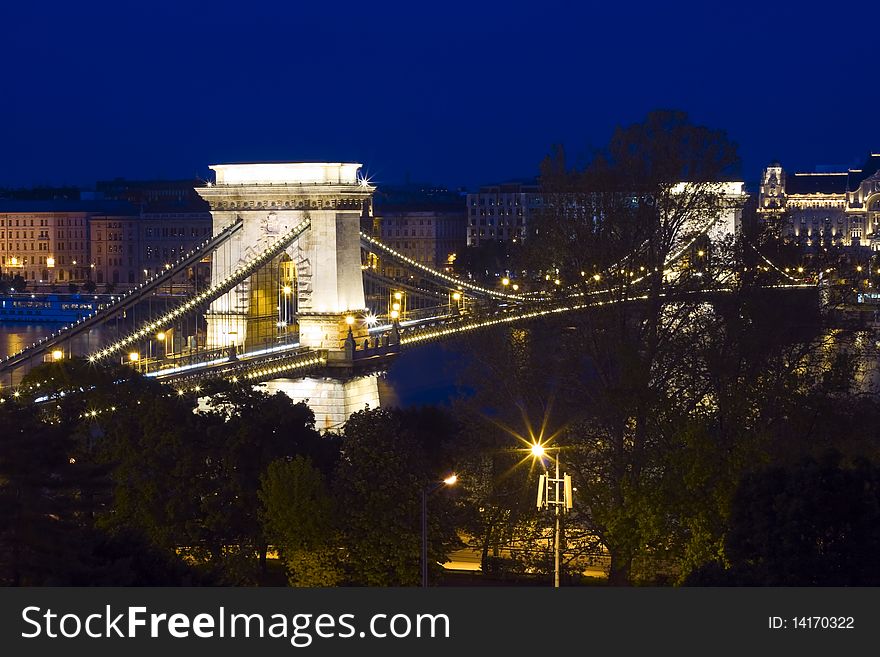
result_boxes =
[421,474,457,587]
[531,443,572,588]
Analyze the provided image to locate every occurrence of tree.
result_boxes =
[0,400,81,585]
[258,456,341,586]
[199,382,328,583]
[334,407,460,586]
[497,111,743,584]
[689,451,880,585]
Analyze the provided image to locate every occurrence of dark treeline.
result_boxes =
[0,361,465,586]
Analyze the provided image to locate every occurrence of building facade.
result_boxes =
[0,181,213,290]
[89,179,212,289]
[0,200,130,286]
[465,182,542,247]
[89,211,212,287]
[375,209,466,277]
[758,154,880,250]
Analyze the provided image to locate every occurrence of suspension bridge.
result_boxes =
[0,163,811,427]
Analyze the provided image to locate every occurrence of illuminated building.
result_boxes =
[91,179,212,288]
[466,181,542,246]
[0,200,123,285]
[371,184,466,277]
[758,154,880,250]
[89,212,211,288]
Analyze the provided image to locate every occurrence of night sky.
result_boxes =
[2,0,877,190]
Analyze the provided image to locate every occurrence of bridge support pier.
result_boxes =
[196,162,374,353]
[262,374,384,432]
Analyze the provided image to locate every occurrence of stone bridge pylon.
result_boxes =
[196,163,374,351]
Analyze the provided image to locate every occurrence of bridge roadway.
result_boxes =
[138,281,817,391]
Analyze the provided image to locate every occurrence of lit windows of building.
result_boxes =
[759,153,880,251]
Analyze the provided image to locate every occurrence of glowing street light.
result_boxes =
[531,442,573,588]
[156,331,166,342]
[51,349,63,361]
[452,292,462,301]
[593,273,601,282]
[345,315,355,326]
[422,473,458,587]
[501,277,510,287]
[282,285,293,295]
[128,351,140,362]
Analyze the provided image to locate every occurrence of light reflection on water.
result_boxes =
[0,323,122,386]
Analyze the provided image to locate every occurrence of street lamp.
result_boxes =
[421,474,457,587]
[531,443,573,588]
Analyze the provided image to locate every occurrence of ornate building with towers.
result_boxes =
[758,153,880,251]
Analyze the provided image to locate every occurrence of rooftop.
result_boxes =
[0,199,137,214]
[210,162,365,186]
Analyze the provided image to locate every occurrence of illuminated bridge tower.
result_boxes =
[196,163,374,351]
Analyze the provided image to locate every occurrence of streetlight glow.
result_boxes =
[443,474,458,486]
[156,331,166,341]
[128,352,140,362]
[282,285,293,295]
[345,315,355,326]
[51,350,63,361]
[531,443,546,458]
[502,277,510,286]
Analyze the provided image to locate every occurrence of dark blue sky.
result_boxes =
[2,1,877,190]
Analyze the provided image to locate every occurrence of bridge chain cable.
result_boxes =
[87,217,312,362]
[360,233,525,300]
